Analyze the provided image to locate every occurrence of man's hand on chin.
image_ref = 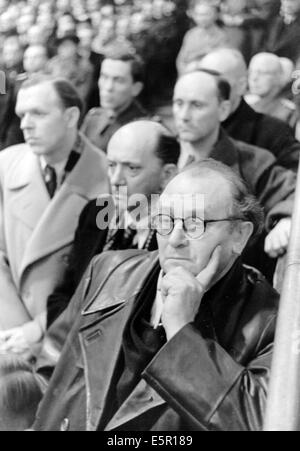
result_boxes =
[161,246,222,341]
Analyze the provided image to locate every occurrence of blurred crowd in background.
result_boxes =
[1,0,300,149]
[1,0,300,430]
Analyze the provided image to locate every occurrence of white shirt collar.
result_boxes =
[40,157,69,188]
[123,210,152,250]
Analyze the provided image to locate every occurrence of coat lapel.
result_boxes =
[211,130,241,175]
[104,379,166,431]
[19,137,109,278]
[78,255,161,431]
[7,147,50,231]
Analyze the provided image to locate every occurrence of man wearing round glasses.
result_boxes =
[33,160,277,432]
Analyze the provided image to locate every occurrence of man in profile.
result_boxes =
[0,76,108,358]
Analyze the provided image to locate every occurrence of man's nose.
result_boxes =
[20,113,34,130]
[177,104,191,121]
[110,166,126,186]
[168,221,188,248]
[102,78,114,92]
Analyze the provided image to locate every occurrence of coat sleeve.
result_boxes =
[46,200,107,328]
[261,118,300,173]
[143,317,275,431]
[37,262,94,383]
[239,145,296,230]
[0,159,31,329]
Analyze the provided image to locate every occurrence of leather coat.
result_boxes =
[34,250,279,431]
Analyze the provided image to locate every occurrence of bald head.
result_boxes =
[199,48,248,112]
[250,53,283,75]
[107,121,179,206]
[249,53,283,98]
[176,70,221,102]
[108,120,180,165]
[200,48,248,84]
[109,121,166,156]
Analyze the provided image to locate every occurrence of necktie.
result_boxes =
[44,165,57,199]
[119,226,138,250]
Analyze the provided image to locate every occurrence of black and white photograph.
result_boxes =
[0,0,299,434]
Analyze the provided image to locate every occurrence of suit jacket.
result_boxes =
[81,101,147,152]
[211,130,296,281]
[0,133,109,330]
[223,99,300,172]
[34,251,278,431]
[212,130,295,230]
[265,13,300,62]
[46,199,158,327]
[251,97,297,130]
[37,129,295,374]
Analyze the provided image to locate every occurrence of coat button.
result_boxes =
[61,255,70,265]
[60,418,70,432]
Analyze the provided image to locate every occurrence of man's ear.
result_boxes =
[233,221,254,255]
[132,81,144,98]
[219,100,232,122]
[238,75,248,97]
[160,164,178,190]
[65,107,80,128]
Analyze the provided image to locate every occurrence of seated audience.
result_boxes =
[1,34,24,82]
[247,52,297,128]
[176,0,228,75]
[0,355,42,431]
[81,46,147,152]
[33,160,278,431]
[47,34,94,109]
[197,48,300,172]
[265,0,300,63]
[173,69,295,281]
[46,120,179,327]
[0,75,109,360]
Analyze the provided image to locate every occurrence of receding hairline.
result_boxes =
[175,70,221,98]
[201,48,248,78]
[108,120,173,154]
[168,165,233,191]
[18,79,63,105]
[250,52,283,73]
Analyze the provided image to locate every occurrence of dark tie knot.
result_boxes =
[44,165,57,199]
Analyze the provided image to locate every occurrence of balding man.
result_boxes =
[197,48,300,171]
[46,120,179,328]
[247,52,297,128]
[173,69,296,281]
[33,160,278,431]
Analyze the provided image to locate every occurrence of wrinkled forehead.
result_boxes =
[157,194,205,219]
[159,174,233,218]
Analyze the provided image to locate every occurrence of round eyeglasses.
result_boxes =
[152,214,244,240]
